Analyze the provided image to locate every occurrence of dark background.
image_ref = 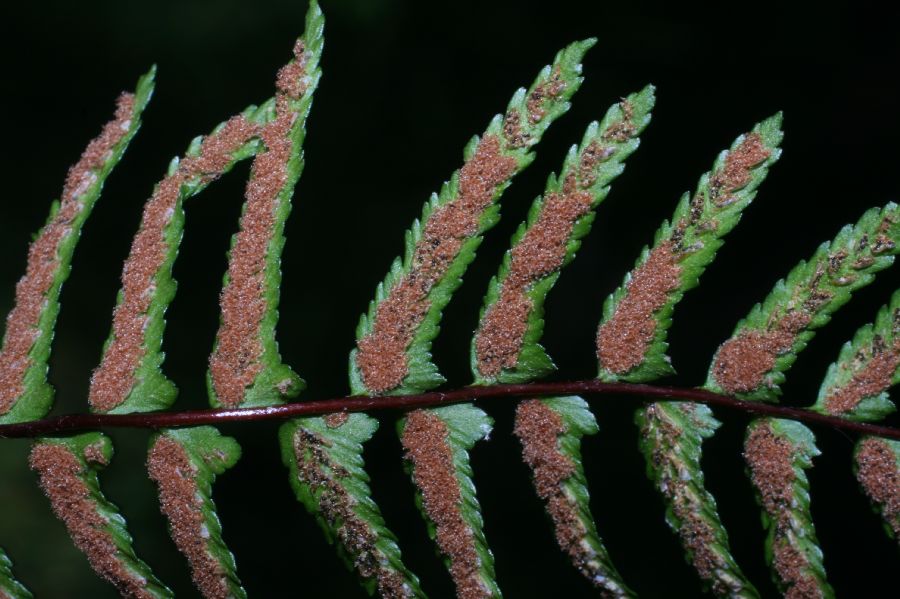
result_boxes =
[0,0,898,597]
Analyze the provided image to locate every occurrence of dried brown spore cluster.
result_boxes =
[713,310,811,395]
[475,174,593,377]
[526,66,567,124]
[324,412,349,428]
[855,437,900,537]
[707,133,769,206]
[596,241,683,375]
[514,401,617,592]
[89,115,259,413]
[744,424,820,598]
[356,135,517,393]
[147,436,230,599]
[600,100,635,143]
[401,410,487,599]
[209,42,309,408]
[292,428,411,598]
[0,94,135,416]
[30,443,153,599]
[502,110,530,149]
[824,336,900,415]
[642,404,733,595]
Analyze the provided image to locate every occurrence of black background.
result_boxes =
[0,0,898,597]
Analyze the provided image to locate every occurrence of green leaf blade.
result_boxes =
[280,414,424,597]
[147,427,245,599]
[706,203,900,401]
[637,402,760,598]
[744,418,833,598]
[472,86,655,384]
[597,114,783,383]
[514,396,634,597]
[351,40,594,397]
[0,70,154,424]
[399,404,499,598]
[812,289,900,420]
[207,0,324,410]
[0,548,32,599]
[29,433,172,598]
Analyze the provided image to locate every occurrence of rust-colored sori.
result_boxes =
[91,42,310,412]
[30,442,155,599]
[355,136,517,393]
[596,133,770,377]
[88,114,259,413]
[209,40,310,408]
[823,335,900,415]
[0,93,135,415]
[291,428,412,598]
[147,436,231,599]
[401,410,488,599]
[855,437,900,538]
[642,404,735,596]
[744,424,821,599]
[513,400,621,594]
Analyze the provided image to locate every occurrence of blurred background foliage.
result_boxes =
[0,0,898,596]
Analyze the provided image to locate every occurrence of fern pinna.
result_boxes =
[0,2,897,598]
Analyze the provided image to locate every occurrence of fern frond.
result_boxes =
[0,70,154,424]
[597,114,783,382]
[29,434,172,598]
[812,289,900,420]
[0,548,32,599]
[706,203,900,401]
[207,0,323,409]
[514,397,634,597]
[472,86,655,384]
[637,402,759,597]
[147,427,244,599]
[351,39,594,396]
[744,418,833,598]
[853,436,900,543]
[279,414,425,598]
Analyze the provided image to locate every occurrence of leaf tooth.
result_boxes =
[706,202,900,402]
[351,40,593,397]
[744,418,833,598]
[0,548,32,599]
[596,113,783,383]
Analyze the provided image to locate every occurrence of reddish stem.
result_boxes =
[0,381,897,439]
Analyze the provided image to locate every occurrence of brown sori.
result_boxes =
[744,424,820,599]
[30,442,153,598]
[208,41,309,408]
[855,437,900,538]
[291,429,412,598]
[147,436,231,599]
[355,136,517,393]
[0,93,135,415]
[401,410,488,599]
